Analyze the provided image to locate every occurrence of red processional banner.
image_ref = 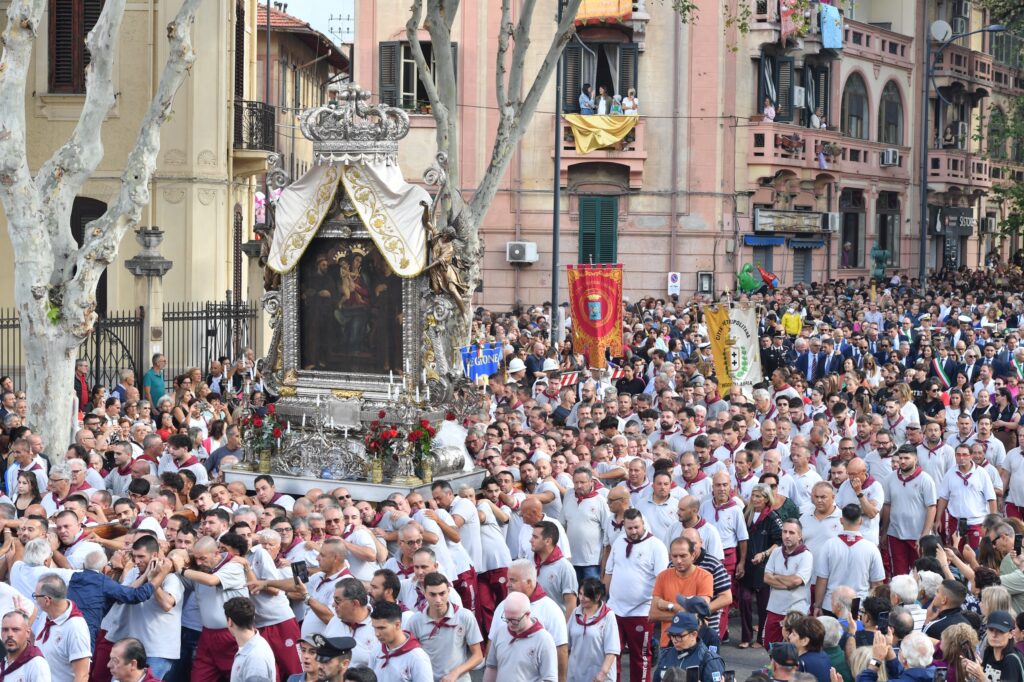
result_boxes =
[567,264,623,369]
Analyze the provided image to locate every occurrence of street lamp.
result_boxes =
[917,21,1005,280]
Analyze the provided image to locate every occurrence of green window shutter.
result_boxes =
[617,43,638,97]
[775,56,795,122]
[814,64,831,119]
[378,41,401,107]
[579,196,619,264]
[563,42,583,113]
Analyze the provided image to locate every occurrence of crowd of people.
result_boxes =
[2,267,1024,681]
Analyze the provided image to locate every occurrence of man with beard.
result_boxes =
[1,609,49,681]
[762,519,813,647]
[881,445,938,577]
[864,429,898,485]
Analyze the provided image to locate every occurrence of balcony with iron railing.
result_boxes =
[747,121,911,182]
[556,118,647,188]
[233,100,276,153]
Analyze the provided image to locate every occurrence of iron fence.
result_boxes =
[233,99,276,152]
[162,299,258,382]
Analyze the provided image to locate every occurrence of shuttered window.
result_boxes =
[578,196,618,264]
[378,41,457,109]
[49,0,105,94]
[234,0,245,99]
[810,64,830,120]
[774,56,795,122]
[563,41,639,114]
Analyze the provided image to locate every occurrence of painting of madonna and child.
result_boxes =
[298,238,404,374]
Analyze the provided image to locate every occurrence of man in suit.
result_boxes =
[962,350,982,385]
[796,344,825,384]
[820,338,846,377]
[929,345,961,390]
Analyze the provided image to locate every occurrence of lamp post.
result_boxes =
[551,0,565,347]
[917,21,1004,280]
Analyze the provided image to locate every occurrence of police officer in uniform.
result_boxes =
[653,613,726,682]
[313,635,359,682]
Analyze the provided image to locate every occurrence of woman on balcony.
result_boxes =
[763,97,776,122]
[623,88,639,116]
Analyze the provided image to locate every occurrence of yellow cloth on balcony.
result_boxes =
[564,114,639,154]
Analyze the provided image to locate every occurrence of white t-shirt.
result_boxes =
[835,479,885,544]
[369,639,434,682]
[798,506,844,560]
[246,545,295,627]
[765,545,814,615]
[230,632,276,682]
[408,603,483,682]
[1001,447,1024,506]
[484,621,558,681]
[0,652,50,682]
[883,470,938,540]
[341,528,380,581]
[567,606,620,682]
[192,558,248,630]
[125,568,184,659]
[300,569,350,638]
[937,465,996,524]
[813,532,885,611]
[916,443,955,486]
[561,493,609,566]
[517,515,571,561]
[698,498,748,549]
[490,594,568,646]
[635,496,677,542]
[324,613,377,668]
[448,496,483,567]
[477,501,513,572]
[60,534,104,570]
[606,535,669,617]
[36,603,91,682]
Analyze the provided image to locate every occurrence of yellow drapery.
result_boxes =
[576,0,632,23]
[564,114,639,154]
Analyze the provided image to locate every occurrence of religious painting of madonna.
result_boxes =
[298,238,404,374]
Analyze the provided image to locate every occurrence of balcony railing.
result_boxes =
[556,117,648,188]
[747,121,910,181]
[928,149,992,190]
[992,64,1024,95]
[932,43,994,91]
[233,100,276,153]
[842,20,914,69]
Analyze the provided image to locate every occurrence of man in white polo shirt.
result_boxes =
[52,510,104,570]
[33,574,91,682]
[917,422,955,485]
[763,518,814,647]
[881,445,938,577]
[483,591,557,682]
[530,521,578,616]
[252,474,295,512]
[812,504,885,616]
[605,508,668,682]
[799,482,843,558]
[700,472,748,581]
[664,496,725,561]
[369,602,433,682]
[834,457,884,544]
[225,597,276,682]
[489,560,567,680]
[168,534,248,682]
[408,572,483,682]
[561,466,609,583]
[322,578,378,668]
[935,444,997,551]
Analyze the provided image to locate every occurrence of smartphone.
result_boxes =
[934,668,948,682]
[725,672,736,682]
[686,667,699,682]
[958,518,969,536]
[1015,534,1023,555]
[877,611,890,633]
[960,641,975,661]
[850,597,861,621]
[290,561,309,585]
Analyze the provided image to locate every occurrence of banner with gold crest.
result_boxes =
[703,302,763,397]
[567,264,622,369]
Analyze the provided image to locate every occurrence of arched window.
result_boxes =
[878,81,904,145]
[841,74,869,140]
[988,106,1008,160]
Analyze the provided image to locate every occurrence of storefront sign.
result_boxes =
[929,206,976,236]
[753,209,824,234]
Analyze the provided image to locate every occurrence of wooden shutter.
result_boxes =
[775,56,795,122]
[450,42,458,86]
[578,196,618,264]
[49,0,75,92]
[617,43,638,98]
[234,0,245,99]
[378,41,401,107]
[563,42,583,113]
[813,64,831,120]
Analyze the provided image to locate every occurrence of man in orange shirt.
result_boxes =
[648,536,714,647]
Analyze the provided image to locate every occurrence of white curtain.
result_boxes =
[604,44,620,96]
[580,40,598,93]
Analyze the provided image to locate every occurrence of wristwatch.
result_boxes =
[303,594,313,605]
[869,658,882,669]
[667,602,676,611]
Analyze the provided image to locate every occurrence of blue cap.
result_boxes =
[667,612,700,634]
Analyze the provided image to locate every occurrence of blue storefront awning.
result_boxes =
[790,239,825,249]
[743,235,786,246]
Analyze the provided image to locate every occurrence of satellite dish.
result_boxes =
[930,20,953,42]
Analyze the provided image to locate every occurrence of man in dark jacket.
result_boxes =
[653,612,725,682]
[856,630,935,682]
[67,547,161,647]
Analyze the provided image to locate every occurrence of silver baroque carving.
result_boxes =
[300,84,410,166]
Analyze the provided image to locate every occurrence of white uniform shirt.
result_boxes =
[566,607,620,682]
[1001,447,1024,506]
[247,545,295,627]
[791,469,822,507]
[863,452,897,486]
[635,495,677,541]
[324,613,376,668]
[59,534,104,571]
[883,470,938,540]
[765,546,814,615]
[835,479,885,544]
[698,498,748,549]
[300,568,351,638]
[0,652,50,682]
[661,519,724,561]
[484,622,558,682]
[561,492,609,566]
[35,603,91,682]
[192,558,248,630]
[606,534,669,617]
[813,532,885,611]
[517,515,571,561]
[675,475,713,502]
[477,501,513,572]
[917,443,956,486]
[798,505,844,559]
[937,465,997,524]
[970,437,1007,469]
[448,496,483,567]
[341,527,380,581]
[490,594,568,646]
[537,557,579,614]
[230,632,276,682]
[408,603,483,682]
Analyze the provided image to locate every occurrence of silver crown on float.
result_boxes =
[300,83,411,166]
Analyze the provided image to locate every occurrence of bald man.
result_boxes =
[834,457,885,544]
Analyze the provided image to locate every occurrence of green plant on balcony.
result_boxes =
[822,142,842,161]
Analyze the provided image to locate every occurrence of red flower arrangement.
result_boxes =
[365,411,402,462]
[406,418,436,450]
[240,402,284,451]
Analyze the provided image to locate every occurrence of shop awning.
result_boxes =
[743,235,786,246]
[790,239,825,249]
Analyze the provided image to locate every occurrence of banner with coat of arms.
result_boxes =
[567,264,623,370]
[703,302,764,397]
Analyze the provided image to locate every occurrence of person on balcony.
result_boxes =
[579,84,596,115]
[623,88,639,116]
[763,97,776,122]
[596,85,612,115]
[810,107,826,129]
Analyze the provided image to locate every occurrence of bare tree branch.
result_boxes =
[35,0,128,284]
[506,0,538,105]
[63,0,203,336]
[519,0,582,132]
[495,0,512,109]
[405,0,443,110]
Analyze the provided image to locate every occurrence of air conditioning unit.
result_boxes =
[793,86,806,108]
[980,217,997,233]
[880,148,900,167]
[952,17,968,36]
[952,0,970,19]
[822,211,841,233]
[506,241,539,264]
